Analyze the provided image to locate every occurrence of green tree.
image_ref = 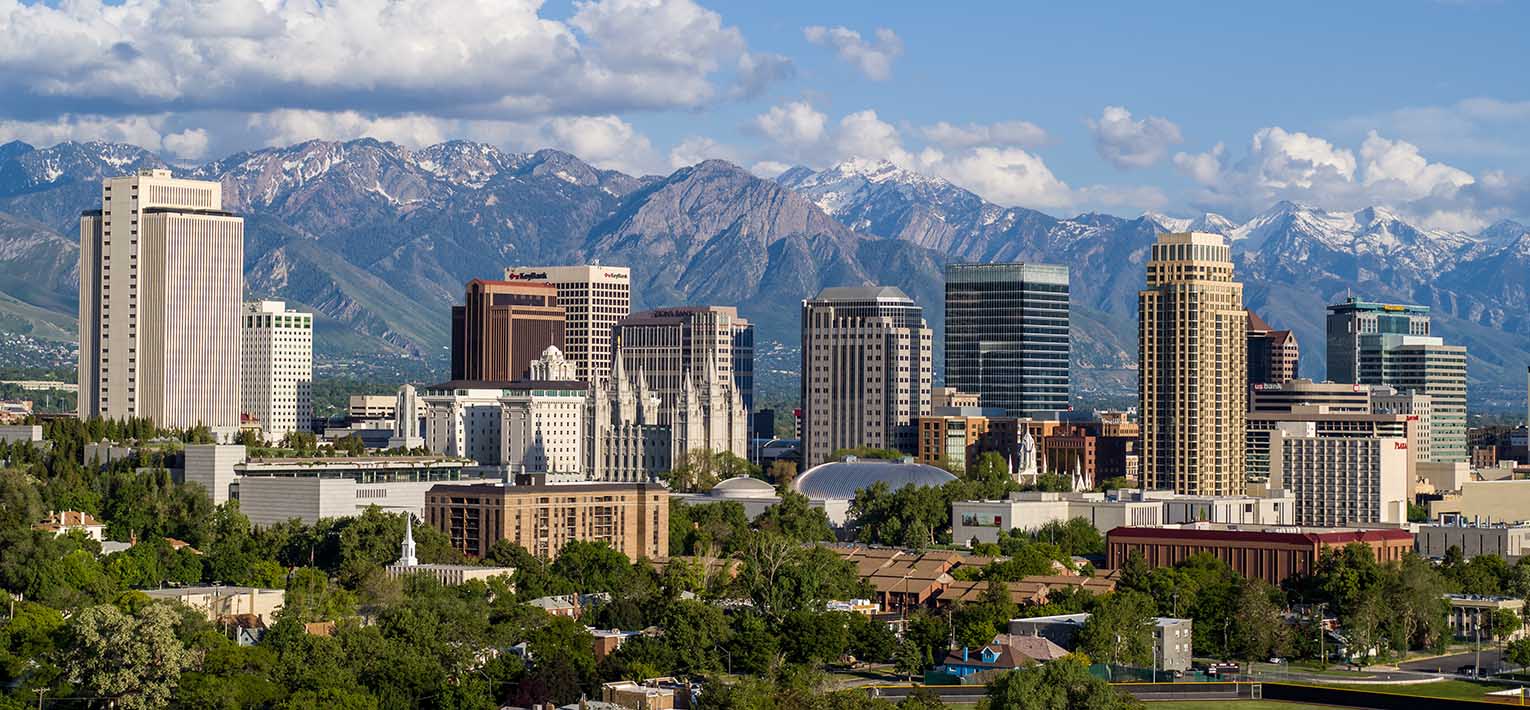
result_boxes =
[1507,636,1530,673]
[1079,591,1156,677]
[550,539,634,590]
[63,603,192,710]
[753,490,834,543]
[1230,579,1289,664]
[768,459,798,487]
[0,469,42,533]
[983,655,1142,710]
[660,598,730,674]
[895,638,925,681]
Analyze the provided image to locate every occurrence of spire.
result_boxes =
[398,513,418,567]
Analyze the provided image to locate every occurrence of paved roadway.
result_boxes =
[1398,649,1505,675]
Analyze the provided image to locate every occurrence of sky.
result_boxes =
[2,0,1529,229]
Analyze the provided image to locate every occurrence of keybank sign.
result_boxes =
[504,272,549,280]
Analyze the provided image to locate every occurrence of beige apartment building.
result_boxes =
[801,286,933,467]
[240,300,313,439]
[425,482,668,560]
[504,265,631,383]
[1138,232,1247,496]
[80,170,244,430]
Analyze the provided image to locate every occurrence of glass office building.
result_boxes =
[944,263,1071,416]
[1325,298,1431,384]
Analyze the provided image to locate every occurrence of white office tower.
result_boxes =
[389,384,424,450]
[503,265,631,383]
[80,170,244,431]
[1268,421,1409,527]
[240,301,313,440]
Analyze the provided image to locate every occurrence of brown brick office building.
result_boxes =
[1106,526,1414,585]
[424,482,668,560]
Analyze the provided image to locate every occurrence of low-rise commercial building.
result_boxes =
[1431,480,1530,524]
[182,445,494,525]
[1106,525,1415,586]
[425,482,668,560]
[141,586,285,625]
[951,490,1295,545]
[1416,521,1530,560]
[1444,595,1526,641]
[0,425,42,444]
[1006,613,1193,671]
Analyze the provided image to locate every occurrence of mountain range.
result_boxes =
[0,138,1526,409]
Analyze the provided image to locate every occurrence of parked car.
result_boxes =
[1457,664,1477,677]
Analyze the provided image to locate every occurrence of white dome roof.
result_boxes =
[710,475,779,499]
[792,458,956,501]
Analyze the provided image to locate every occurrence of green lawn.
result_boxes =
[1314,679,1511,699]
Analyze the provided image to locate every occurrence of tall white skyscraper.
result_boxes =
[240,300,313,439]
[79,169,244,430]
[503,265,631,383]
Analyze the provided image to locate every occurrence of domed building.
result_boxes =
[793,456,956,525]
[671,475,782,519]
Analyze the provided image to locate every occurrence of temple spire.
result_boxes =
[398,513,418,567]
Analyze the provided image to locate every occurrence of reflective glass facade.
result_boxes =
[944,263,1071,417]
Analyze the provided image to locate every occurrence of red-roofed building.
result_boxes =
[1106,525,1413,585]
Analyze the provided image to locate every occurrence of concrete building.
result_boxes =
[1416,521,1530,559]
[1246,408,1415,482]
[0,425,42,444]
[1432,480,1530,524]
[79,170,244,430]
[450,278,564,382]
[181,444,493,525]
[425,482,668,560]
[931,387,979,409]
[1267,421,1410,527]
[800,286,933,467]
[503,265,631,383]
[944,263,1071,417]
[1006,614,1193,672]
[613,306,752,460]
[1106,526,1414,586]
[1444,595,1526,642]
[240,301,312,440]
[1247,310,1299,386]
[141,586,284,625]
[388,384,424,450]
[917,412,1005,472]
[952,489,1294,544]
[1325,298,1431,385]
[349,395,400,422]
[1138,232,1247,496]
[1250,379,1371,414]
[421,376,587,477]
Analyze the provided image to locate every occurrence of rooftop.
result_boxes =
[811,285,914,303]
[793,457,956,500]
[1108,525,1414,545]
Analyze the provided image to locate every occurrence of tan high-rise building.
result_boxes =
[801,286,933,467]
[450,279,564,382]
[79,169,244,430]
[1138,232,1247,495]
[504,265,631,383]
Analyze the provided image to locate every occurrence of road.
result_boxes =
[1398,648,1505,675]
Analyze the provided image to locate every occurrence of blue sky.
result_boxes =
[2,0,1528,227]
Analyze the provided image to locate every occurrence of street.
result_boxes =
[1398,649,1506,676]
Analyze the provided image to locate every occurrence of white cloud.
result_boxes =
[1173,126,1502,225]
[160,128,209,160]
[543,115,660,175]
[802,25,902,80]
[833,110,914,166]
[753,101,827,150]
[247,111,454,149]
[0,114,168,150]
[734,52,795,98]
[668,136,742,168]
[919,120,1049,150]
[1087,106,1182,169]
[0,0,783,127]
[1338,97,1530,160]
[922,147,1073,209]
[749,161,793,178]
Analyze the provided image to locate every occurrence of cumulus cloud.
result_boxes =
[832,110,915,167]
[803,25,902,80]
[0,0,785,132]
[1172,126,1501,227]
[753,101,828,150]
[160,128,209,160]
[749,161,793,178]
[668,136,742,169]
[923,147,1073,209]
[1087,106,1183,169]
[734,52,795,98]
[543,115,661,175]
[1339,97,1530,161]
[247,111,454,149]
[919,120,1049,150]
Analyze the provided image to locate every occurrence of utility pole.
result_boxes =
[1476,617,1483,679]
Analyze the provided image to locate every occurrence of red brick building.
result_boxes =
[1106,526,1414,586]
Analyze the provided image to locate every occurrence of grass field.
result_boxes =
[1315,679,1512,699]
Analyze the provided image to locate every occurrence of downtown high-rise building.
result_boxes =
[944,263,1071,416]
[801,286,933,467]
[503,265,631,383]
[1138,232,1248,496]
[449,279,564,382]
[1247,310,1299,386]
[612,306,752,460]
[1326,298,1467,463]
[240,300,313,439]
[79,170,244,429]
